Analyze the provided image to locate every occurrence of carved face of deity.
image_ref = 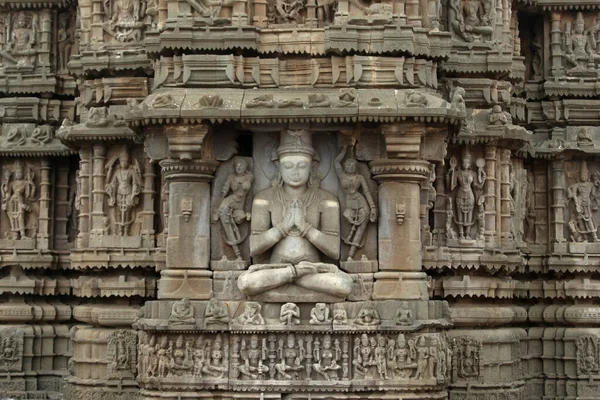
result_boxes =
[574,20,585,35]
[279,154,312,189]
[14,164,24,180]
[323,336,331,349]
[397,334,406,348]
[120,153,130,169]
[287,334,295,348]
[344,159,357,174]
[369,337,377,348]
[581,170,590,182]
[250,335,259,349]
[361,334,369,347]
[462,157,471,171]
[235,160,248,175]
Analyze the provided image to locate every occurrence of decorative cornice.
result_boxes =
[369,159,431,181]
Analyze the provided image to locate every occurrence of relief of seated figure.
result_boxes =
[237,129,353,301]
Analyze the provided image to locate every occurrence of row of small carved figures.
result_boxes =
[170,300,414,327]
[137,332,450,383]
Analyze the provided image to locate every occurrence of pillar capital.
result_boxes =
[370,159,431,182]
[159,158,219,183]
[163,123,210,161]
[380,122,425,159]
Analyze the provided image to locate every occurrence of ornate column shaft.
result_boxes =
[405,0,422,27]
[370,124,430,300]
[54,161,70,249]
[551,159,566,248]
[499,149,511,247]
[484,145,497,247]
[157,124,219,300]
[37,158,52,249]
[90,143,106,244]
[77,148,92,248]
[551,12,563,76]
[140,156,156,247]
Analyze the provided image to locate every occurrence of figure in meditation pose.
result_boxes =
[236,302,265,325]
[280,303,300,325]
[335,146,377,261]
[213,158,253,261]
[204,299,230,324]
[449,0,493,42]
[564,12,600,70]
[355,302,380,326]
[310,303,332,325]
[169,298,196,325]
[237,129,353,299]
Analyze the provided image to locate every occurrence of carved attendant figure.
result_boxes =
[214,158,253,261]
[238,129,353,299]
[567,161,599,242]
[57,14,73,72]
[446,149,486,240]
[105,148,142,236]
[1,161,35,239]
[335,146,377,260]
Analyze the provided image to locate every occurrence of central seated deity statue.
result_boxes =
[237,129,354,301]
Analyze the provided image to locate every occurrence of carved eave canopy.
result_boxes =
[0,140,75,157]
[126,88,464,127]
[57,108,141,145]
[536,0,600,11]
[530,126,600,159]
[451,108,531,151]
[0,0,74,8]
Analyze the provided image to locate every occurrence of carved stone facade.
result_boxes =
[0,0,593,398]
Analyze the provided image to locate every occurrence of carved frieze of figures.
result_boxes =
[566,161,600,243]
[447,0,494,42]
[1,160,36,240]
[352,333,449,383]
[0,12,38,69]
[577,336,600,376]
[562,12,600,74]
[446,148,486,243]
[139,333,229,381]
[107,330,137,378]
[452,337,482,379]
[0,328,24,372]
[105,146,143,236]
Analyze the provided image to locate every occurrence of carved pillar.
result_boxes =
[157,124,219,300]
[499,149,511,247]
[231,0,248,25]
[483,145,497,247]
[54,160,70,249]
[432,162,446,245]
[90,0,104,47]
[77,148,92,248]
[253,0,268,27]
[551,159,566,249]
[37,158,52,249]
[426,0,439,29]
[140,156,156,247]
[406,0,422,27]
[370,124,430,300]
[158,0,168,28]
[90,143,106,244]
[550,12,563,76]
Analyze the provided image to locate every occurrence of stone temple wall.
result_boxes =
[0,0,596,398]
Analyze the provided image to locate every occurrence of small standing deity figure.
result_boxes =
[567,161,600,242]
[448,0,493,42]
[313,334,341,381]
[374,335,389,380]
[169,298,196,325]
[310,303,332,325]
[238,335,270,379]
[105,147,143,236]
[57,13,73,72]
[1,12,38,68]
[564,12,600,70]
[110,331,131,371]
[203,336,228,378]
[214,158,253,261]
[335,146,377,261]
[1,161,36,240]
[280,303,301,325]
[446,149,486,240]
[414,335,429,379]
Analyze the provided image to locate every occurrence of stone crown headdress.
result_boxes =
[277,129,316,158]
